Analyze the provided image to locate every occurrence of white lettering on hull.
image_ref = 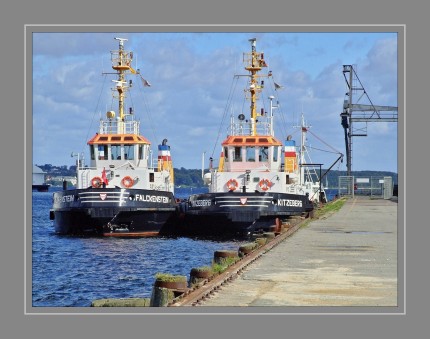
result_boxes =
[134,194,170,203]
[191,199,212,207]
[54,195,74,204]
[277,199,303,207]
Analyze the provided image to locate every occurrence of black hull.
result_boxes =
[50,188,177,237]
[179,191,314,236]
[33,184,50,192]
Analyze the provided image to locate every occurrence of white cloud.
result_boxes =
[31,32,399,172]
[187,127,206,137]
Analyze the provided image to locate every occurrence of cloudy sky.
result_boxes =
[32,30,398,172]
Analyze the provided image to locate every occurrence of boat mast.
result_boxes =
[111,37,135,134]
[300,113,307,170]
[295,112,309,185]
[269,95,277,137]
[244,38,267,136]
[301,114,306,184]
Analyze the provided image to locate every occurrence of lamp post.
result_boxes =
[71,152,82,169]
[202,151,206,179]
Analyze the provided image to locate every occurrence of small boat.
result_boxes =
[295,112,327,204]
[180,38,315,237]
[50,37,177,237]
[32,165,51,192]
[294,111,344,203]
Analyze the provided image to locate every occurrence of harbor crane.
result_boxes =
[340,65,398,176]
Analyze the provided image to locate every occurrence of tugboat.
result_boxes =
[50,37,176,237]
[32,165,50,192]
[181,38,314,236]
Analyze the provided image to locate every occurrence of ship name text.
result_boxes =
[277,199,302,207]
[191,199,212,207]
[54,195,74,204]
[134,194,170,203]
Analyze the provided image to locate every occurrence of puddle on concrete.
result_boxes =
[317,228,391,235]
[318,245,373,251]
[315,228,345,233]
[347,231,392,235]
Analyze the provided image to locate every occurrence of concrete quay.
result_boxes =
[197,197,398,308]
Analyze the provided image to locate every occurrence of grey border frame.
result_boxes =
[26,25,405,315]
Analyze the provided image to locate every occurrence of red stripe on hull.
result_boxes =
[102,231,160,237]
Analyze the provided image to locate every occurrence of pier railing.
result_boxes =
[338,176,395,199]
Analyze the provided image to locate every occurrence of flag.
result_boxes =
[140,75,151,87]
[274,82,283,90]
[101,167,108,185]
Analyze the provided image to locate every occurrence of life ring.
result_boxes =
[91,176,102,188]
[259,179,271,191]
[121,176,134,188]
[226,178,239,191]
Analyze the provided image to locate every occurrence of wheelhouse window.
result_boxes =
[98,145,108,160]
[90,145,95,160]
[138,145,144,160]
[111,145,121,160]
[124,145,135,160]
[246,146,255,162]
[273,146,279,162]
[259,146,269,162]
[233,147,242,162]
[224,147,229,162]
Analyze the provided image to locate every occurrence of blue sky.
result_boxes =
[32,31,398,172]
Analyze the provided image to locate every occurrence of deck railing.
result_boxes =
[99,119,140,135]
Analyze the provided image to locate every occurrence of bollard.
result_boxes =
[275,217,282,233]
[150,287,175,307]
[251,233,264,240]
[238,243,258,257]
[213,250,239,265]
[255,237,267,247]
[189,266,214,287]
[263,232,276,240]
[150,273,188,307]
[212,250,239,275]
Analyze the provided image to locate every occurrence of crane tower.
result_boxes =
[340,65,398,176]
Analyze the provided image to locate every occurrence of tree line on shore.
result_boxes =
[36,164,397,188]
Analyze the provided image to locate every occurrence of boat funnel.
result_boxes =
[284,139,297,173]
[158,142,174,183]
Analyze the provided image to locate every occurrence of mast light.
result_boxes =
[114,37,128,46]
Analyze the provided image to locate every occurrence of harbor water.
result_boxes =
[32,187,338,307]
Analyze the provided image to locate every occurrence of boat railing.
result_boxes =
[77,168,92,189]
[111,50,133,68]
[211,170,218,191]
[229,120,272,136]
[99,119,140,135]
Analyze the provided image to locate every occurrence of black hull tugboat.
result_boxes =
[50,37,176,237]
[181,38,315,237]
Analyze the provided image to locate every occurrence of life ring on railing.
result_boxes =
[121,176,134,188]
[259,179,271,191]
[226,178,239,191]
[91,176,102,188]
